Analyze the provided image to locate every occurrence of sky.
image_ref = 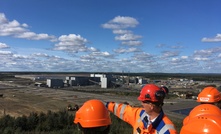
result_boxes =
[0,0,221,73]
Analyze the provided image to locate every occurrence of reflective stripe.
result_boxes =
[135,110,150,133]
[114,103,119,115]
[137,110,148,124]
[158,124,175,134]
[140,112,148,121]
[137,110,144,124]
[119,104,127,119]
[113,103,127,119]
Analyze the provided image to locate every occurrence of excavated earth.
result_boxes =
[0,81,198,121]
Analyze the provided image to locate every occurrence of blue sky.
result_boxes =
[0,0,221,73]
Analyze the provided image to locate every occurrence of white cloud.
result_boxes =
[80,55,97,61]
[54,34,89,53]
[88,47,99,52]
[15,32,56,41]
[32,53,49,57]
[102,16,139,29]
[193,47,221,62]
[91,51,114,58]
[132,52,153,60]
[170,45,184,49]
[171,56,189,63]
[0,50,13,55]
[0,13,7,23]
[193,57,209,61]
[210,46,221,53]
[0,42,10,49]
[0,20,27,36]
[115,33,142,41]
[156,44,166,48]
[102,16,142,48]
[0,13,57,41]
[121,40,142,46]
[161,51,180,58]
[201,34,221,42]
[111,16,139,27]
[113,47,141,54]
[113,29,132,34]
[194,49,213,57]
[191,47,221,63]
[58,34,87,43]
[171,58,179,61]
[181,56,188,59]
[13,54,29,59]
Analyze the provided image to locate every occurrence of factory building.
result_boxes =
[45,73,116,89]
[65,76,100,86]
[138,78,148,84]
[64,74,115,89]
[46,79,64,88]
[90,73,115,88]
[90,74,107,88]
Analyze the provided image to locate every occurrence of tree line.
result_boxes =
[0,109,132,134]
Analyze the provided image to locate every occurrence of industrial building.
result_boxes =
[46,79,64,88]
[64,73,115,88]
[65,76,100,86]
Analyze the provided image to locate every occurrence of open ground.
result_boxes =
[0,80,198,121]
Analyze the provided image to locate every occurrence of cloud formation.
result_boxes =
[53,34,89,53]
[0,42,10,49]
[0,13,56,41]
[0,12,221,73]
[102,16,142,47]
[201,34,221,42]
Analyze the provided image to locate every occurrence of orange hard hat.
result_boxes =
[183,104,221,125]
[197,87,221,103]
[74,99,111,128]
[180,115,221,134]
[137,84,166,102]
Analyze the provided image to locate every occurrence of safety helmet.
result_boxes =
[183,104,221,125]
[197,87,221,103]
[137,84,166,102]
[180,115,221,134]
[74,99,111,128]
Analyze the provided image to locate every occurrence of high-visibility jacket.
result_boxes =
[106,102,177,134]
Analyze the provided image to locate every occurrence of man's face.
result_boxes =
[141,101,154,113]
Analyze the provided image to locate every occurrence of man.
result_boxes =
[197,86,221,109]
[106,84,177,134]
[180,104,221,134]
[74,99,111,134]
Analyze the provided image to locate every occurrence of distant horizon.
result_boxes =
[1,71,221,75]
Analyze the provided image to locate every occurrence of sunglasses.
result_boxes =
[142,100,152,104]
[144,90,165,100]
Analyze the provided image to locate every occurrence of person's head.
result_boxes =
[74,99,111,134]
[183,104,221,126]
[197,86,221,109]
[181,115,221,134]
[138,84,167,113]
[181,104,221,134]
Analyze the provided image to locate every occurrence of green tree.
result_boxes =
[27,112,39,131]
[14,115,28,131]
[0,115,14,129]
